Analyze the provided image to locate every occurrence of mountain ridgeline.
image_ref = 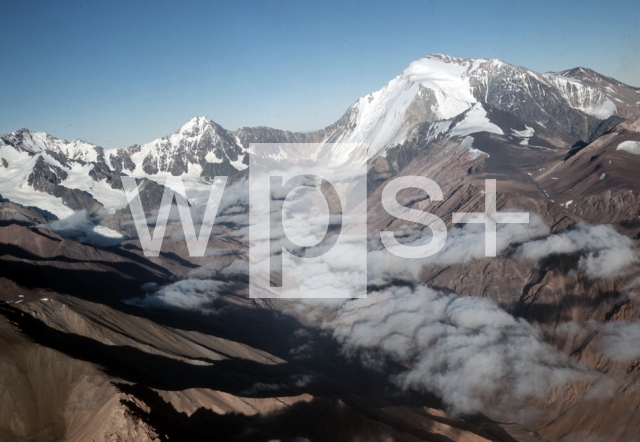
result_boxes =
[1,54,639,219]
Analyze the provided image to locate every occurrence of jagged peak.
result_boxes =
[178,116,216,133]
[2,128,39,141]
[422,53,509,66]
[139,116,225,150]
[423,53,478,64]
[401,54,513,81]
[551,66,593,78]
[5,129,59,144]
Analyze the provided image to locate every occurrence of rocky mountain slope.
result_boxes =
[1,54,640,441]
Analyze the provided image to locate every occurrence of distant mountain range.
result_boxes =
[1,54,639,219]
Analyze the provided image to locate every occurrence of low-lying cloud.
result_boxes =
[368,212,550,284]
[40,210,124,247]
[188,259,249,279]
[121,202,639,423]
[591,321,640,362]
[125,279,225,311]
[516,223,638,279]
[317,285,598,419]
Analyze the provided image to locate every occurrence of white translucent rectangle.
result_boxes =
[249,143,367,299]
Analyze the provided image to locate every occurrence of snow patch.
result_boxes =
[617,141,640,155]
[459,136,488,160]
[512,126,535,138]
[448,103,504,138]
[512,125,534,146]
[579,98,617,119]
[230,154,248,171]
[205,151,223,163]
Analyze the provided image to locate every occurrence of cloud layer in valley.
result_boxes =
[308,285,603,420]
[125,279,226,311]
[124,203,639,422]
[516,223,639,279]
[367,212,550,284]
[40,210,124,247]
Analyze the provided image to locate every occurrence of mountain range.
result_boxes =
[1,54,640,442]
[1,54,639,219]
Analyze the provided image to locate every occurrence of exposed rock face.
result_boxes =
[468,59,624,141]
[28,156,103,213]
[0,201,51,226]
[89,162,124,190]
[0,315,160,442]
[619,114,640,133]
[108,148,136,173]
[28,155,69,187]
[99,177,170,237]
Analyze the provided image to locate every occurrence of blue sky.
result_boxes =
[2,0,639,149]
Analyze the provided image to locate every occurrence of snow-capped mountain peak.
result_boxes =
[1,128,104,163]
[310,54,486,165]
[312,53,640,165]
[177,116,216,135]
[1,53,639,218]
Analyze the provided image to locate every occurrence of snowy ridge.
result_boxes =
[1,54,639,217]
[0,130,109,218]
[114,116,247,178]
[545,75,616,118]
[311,54,628,165]
[312,54,483,164]
[0,118,252,216]
[1,129,103,164]
[550,66,640,119]
[448,103,503,138]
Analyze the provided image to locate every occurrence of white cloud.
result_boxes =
[516,223,638,279]
[188,259,249,279]
[124,279,225,311]
[626,278,640,300]
[40,210,124,247]
[316,285,599,419]
[590,320,640,362]
[368,212,549,284]
[578,248,638,279]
